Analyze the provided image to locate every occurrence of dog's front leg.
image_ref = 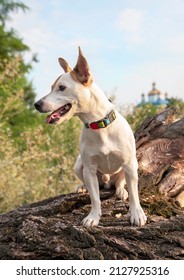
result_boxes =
[82,166,101,227]
[124,160,147,226]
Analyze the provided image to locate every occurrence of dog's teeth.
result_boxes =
[65,105,70,110]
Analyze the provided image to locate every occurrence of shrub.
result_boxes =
[0,57,81,213]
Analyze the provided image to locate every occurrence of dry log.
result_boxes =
[0,191,183,260]
[136,107,184,207]
[0,107,183,260]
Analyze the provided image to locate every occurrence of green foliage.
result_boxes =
[0,25,29,59]
[125,99,184,132]
[0,0,28,26]
[167,97,184,117]
[0,0,29,60]
[126,103,161,132]
[0,0,36,106]
[0,56,34,135]
[0,117,81,212]
[0,55,81,213]
[0,0,83,214]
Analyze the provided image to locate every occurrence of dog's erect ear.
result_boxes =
[73,47,92,84]
[58,58,72,73]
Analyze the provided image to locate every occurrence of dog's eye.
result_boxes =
[59,85,66,91]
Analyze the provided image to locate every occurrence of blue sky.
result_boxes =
[9,0,184,105]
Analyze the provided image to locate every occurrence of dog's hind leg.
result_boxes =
[124,159,147,226]
[114,170,128,201]
[74,155,83,182]
[74,155,87,193]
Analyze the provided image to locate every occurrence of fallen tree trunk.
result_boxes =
[0,191,183,260]
[0,107,183,260]
[135,107,184,207]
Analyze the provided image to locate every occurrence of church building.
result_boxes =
[139,82,169,106]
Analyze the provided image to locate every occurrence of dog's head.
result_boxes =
[34,47,93,125]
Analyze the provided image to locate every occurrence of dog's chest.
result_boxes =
[80,121,134,173]
[91,151,124,174]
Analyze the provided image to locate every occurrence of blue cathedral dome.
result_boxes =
[139,83,169,106]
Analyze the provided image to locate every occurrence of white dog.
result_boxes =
[34,48,147,228]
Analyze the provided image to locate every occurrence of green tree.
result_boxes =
[0,1,82,213]
[126,99,184,132]
[167,97,184,117]
[0,0,28,26]
[0,0,36,107]
[125,103,160,132]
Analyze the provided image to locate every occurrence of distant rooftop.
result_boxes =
[148,82,161,96]
[139,82,169,106]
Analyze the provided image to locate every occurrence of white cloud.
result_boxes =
[117,8,144,32]
[117,8,145,45]
[8,2,56,55]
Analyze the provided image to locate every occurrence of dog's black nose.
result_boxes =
[34,100,42,111]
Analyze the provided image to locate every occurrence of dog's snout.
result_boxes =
[34,100,43,111]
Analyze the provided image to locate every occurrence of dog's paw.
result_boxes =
[82,213,100,228]
[130,205,147,227]
[116,187,128,201]
[74,184,87,193]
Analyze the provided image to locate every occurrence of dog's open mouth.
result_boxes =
[46,103,72,124]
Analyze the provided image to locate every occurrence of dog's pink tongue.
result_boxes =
[46,112,60,124]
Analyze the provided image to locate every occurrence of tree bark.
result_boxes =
[136,107,184,207]
[0,108,183,260]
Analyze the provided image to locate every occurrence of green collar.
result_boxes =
[84,110,116,130]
